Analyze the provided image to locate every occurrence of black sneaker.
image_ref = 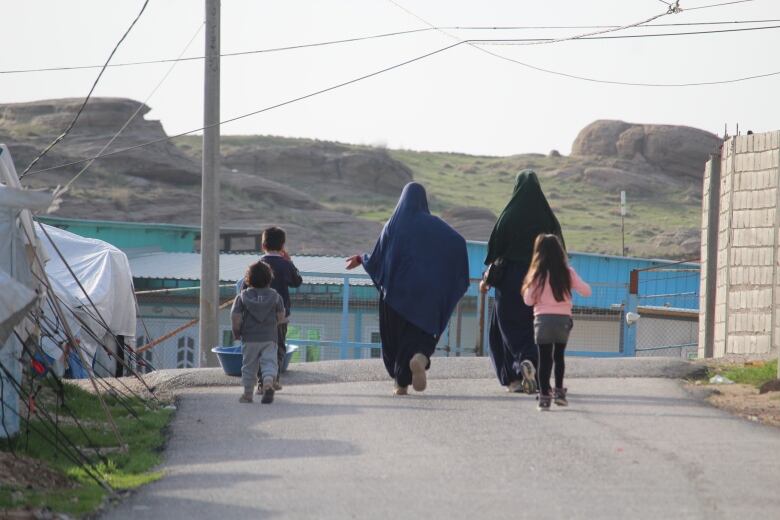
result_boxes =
[519,360,538,395]
[261,387,275,404]
[554,387,568,406]
[538,393,551,411]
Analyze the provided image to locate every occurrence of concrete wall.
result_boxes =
[700,131,780,357]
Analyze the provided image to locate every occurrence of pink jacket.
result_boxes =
[523,266,592,317]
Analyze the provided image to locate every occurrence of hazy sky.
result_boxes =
[2,0,779,156]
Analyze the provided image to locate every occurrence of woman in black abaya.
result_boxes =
[347,183,469,395]
[481,171,564,393]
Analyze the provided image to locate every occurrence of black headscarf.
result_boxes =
[484,170,564,265]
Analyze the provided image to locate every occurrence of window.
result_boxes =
[176,336,196,368]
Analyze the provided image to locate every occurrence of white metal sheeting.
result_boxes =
[127,252,373,286]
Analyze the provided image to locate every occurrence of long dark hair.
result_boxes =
[522,234,571,302]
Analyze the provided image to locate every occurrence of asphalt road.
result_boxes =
[105,377,780,520]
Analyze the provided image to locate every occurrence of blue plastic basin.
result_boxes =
[212,344,299,377]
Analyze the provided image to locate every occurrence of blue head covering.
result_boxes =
[362,182,469,337]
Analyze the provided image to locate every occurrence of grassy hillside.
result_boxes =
[175,134,701,258]
[387,148,700,258]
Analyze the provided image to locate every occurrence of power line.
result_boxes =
[19,0,152,177]
[472,22,780,45]
[0,27,430,75]
[21,28,780,180]
[63,22,205,191]
[387,0,677,46]
[684,0,757,10]
[21,41,462,177]
[18,3,780,178]
[4,19,780,75]
[388,0,780,87]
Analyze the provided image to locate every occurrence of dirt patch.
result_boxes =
[0,452,73,490]
[693,383,780,428]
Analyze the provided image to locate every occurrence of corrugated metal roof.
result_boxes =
[127,252,373,286]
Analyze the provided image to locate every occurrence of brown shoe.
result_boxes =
[393,383,408,396]
[239,392,253,403]
[507,380,524,393]
[409,353,428,392]
[260,378,275,404]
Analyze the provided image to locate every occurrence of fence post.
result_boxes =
[340,276,350,359]
[622,270,639,356]
[482,289,492,357]
[476,289,486,356]
[455,302,463,357]
[702,153,721,358]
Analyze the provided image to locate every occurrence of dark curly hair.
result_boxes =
[244,260,273,289]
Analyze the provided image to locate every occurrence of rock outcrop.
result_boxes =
[572,120,721,179]
[0,97,382,255]
[441,206,497,241]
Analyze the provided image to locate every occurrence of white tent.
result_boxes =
[0,269,36,346]
[36,223,136,377]
[0,144,58,438]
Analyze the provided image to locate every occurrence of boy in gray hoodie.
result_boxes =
[232,260,285,404]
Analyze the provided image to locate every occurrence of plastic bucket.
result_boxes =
[212,344,300,377]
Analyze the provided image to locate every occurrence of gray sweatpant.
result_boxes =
[242,341,278,391]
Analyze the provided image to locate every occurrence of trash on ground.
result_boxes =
[709,374,735,385]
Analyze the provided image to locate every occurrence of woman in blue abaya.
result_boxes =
[346,182,469,395]
[481,171,565,393]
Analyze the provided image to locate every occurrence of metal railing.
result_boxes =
[135,265,703,370]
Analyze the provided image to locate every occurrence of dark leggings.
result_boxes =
[537,343,566,394]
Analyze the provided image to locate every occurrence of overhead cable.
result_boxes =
[684,0,757,10]
[20,5,780,177]
[387,0,780,87]
[19,0,151,177]
[4,19,780,76]
[63,22,205,190]
[472,23,780,45]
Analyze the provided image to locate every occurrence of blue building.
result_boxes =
[39,217,701,368]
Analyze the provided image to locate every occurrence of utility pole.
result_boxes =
[199,0,220,367]
[620,190,627,256]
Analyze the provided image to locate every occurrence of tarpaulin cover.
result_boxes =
[35,223,136,346]
[0,268,35,345]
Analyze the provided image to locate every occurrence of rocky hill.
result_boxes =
[2,98,721,258]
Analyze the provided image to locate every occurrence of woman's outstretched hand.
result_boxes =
[345,255,362,270]
[479,280,490,293]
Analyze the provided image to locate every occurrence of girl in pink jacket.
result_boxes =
[522,234,591,411]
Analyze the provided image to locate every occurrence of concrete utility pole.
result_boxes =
[199,0,220,367]
[702,154,721,359]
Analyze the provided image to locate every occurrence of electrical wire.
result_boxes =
[684,0,757,10]
[21,26,780,181]
[21,40,462,178]
[63,22,205,191]
[4,19,780,75]
[388,0,780,88]
[17,2,780,179]
[472,23,780,45]
[20,0,151,177]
